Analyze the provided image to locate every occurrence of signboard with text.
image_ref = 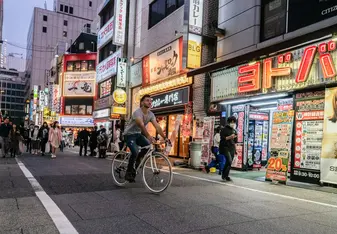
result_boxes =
[187,33,202,69]
[63,80,95,97]
[151,87,189,110]
[113,0,127,45]
[96,49,122,83]
[97,17,114,49]
[142,38,183,86]
[189,0,204,34]
[116,59,127,88]
[59,116,94,127]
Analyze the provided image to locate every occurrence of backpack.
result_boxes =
[97,134,105,144]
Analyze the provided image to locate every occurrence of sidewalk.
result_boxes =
[0,157,59,234]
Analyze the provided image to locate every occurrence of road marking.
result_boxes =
[16,158,78,234]
[173,172,337,209]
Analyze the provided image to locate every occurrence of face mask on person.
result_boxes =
[229,123,236,129]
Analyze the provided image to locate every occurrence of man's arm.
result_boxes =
[151,118,166,139]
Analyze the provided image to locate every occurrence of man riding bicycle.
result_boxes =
[123,94,167,182]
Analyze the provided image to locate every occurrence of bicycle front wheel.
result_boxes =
[111,151,129,187]
[142,153,173,194]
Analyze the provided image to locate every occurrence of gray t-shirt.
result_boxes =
[124,108,155,135]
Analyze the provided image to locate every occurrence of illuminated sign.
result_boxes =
[113,89,127,104]
[116,58,127,88]
[97,17,114,49]
[93,108,110,119]
[63,80,95,97]
[188,0,203,34]
[113,0,127,46]
[187,33,202,69]
[99,79,112,98]
[111,106,126,114]
[59,116,94,126]
[51,85,60,113]
[142,38,183,86]
[96,49,122,83]
[64,72,96,81]
[151,87,189,109]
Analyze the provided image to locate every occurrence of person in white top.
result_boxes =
[113,124,122,152]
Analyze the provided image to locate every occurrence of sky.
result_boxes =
[3,0,54,57]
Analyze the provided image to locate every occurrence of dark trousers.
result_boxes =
[90,143,97,156]
[80,141,88,156]
[208,154,226,174]
[26,139,31,153]
[221,148,235,179]
[125,134,150,171]
[40,139,48,153]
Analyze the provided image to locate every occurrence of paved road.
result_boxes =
[1,149,337,234]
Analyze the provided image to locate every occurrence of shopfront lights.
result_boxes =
[250,101,278,107]
[249,93,289,101]
[220,98,249,105]
[258,106,277,111]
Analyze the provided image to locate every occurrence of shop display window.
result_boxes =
[81,61,88,71]
[87,106,92,115]
[88,60,95,71]
[66,62,74,71]
[65,105,71,114]
[79,105,86,115]
[168,115,179,156]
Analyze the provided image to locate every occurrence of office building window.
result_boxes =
[42,26,47,33]
[70,7,73,14]
[101,4,114,26]
[149,0,184,28]
[64,20,68,26]
[63,31,67,37]
[65,5,68,13]
[89,1,92,7]
[60,4,63,11]
[43,15,48,21]
[79,42,84,50]
[99,42,116,62]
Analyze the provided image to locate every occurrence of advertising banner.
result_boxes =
[51,85,60,113]
[130,62,142,87]
[182,102,193,137]
[187,33,202,69]
[261,0,286,41]
[266,110,294,183]
[93,108,110,119]
[142,38,183,86]
[97,16,114,49]
[321,87,337,185]
[231,105,245,169]
[113,0,127,45]
[64,72,96,81]
[59,116,94,127]
[151,87,189,110]
[99,79,112,98]
[63,80,95,97]
[201,117,215,166]
[96,48,122,83]
[188,0,203,34]
[116,59,127,88]
[95,96,112,110]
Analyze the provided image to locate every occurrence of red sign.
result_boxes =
[238,40,337,93]
[237,112,244,143]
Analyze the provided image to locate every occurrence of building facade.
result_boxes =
[188,0,337,186]
[26,0,99,90]
[127,0,218,157]
[0,68,26,124]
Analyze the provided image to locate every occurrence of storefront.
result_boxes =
[209,36,337,186]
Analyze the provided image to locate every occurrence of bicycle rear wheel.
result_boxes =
[142,153,173,194]
[111,151,129,186]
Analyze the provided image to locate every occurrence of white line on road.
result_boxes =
[16,158,79,234]
[173,172,337,209]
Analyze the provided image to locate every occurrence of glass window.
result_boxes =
[43,15,48,21]
[6,97,10,102]
[69,7,73,14]
[11,97,15,102]
[6,104,9,109]
[168,115,179,156]
[71,105,79,114]
[42,27,47,33]
[60,4,63,11]
[1,96,4,101]
[79,42,84,50]
[87,106,92,115]
[88,60,95,70]
[1,82,5,87]
[99,43,116,62]
[89,1,92,7]
[63,31,67,37]
[166,0,176,15]
[6,83,11,88]
[1,103,4,109]
[149,0,166,28]
[65,106,71,114]
[65,5,68,13]
[16,98,20,103]
[74,61,81,71]
[64,20,68,26]
[67,61,74,71]
[177,0,184,7]
[81,61,88,71]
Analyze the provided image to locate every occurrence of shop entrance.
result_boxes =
[147,113,190,158]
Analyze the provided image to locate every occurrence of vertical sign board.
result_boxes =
[187,33,202,69]
[113,0,127,45]
[231,105,245,169]
[201,117,215,166]
[116,58,127,88]
[266,110,294,183]
[189,0,204,35]
[321,87,337,185]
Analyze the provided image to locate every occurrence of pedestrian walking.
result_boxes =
[60,128,67,152]
[39,122,49,156]
[219,116,238,181]
[30,126,40,155]
[205,127,225,175]
[0,117,12,158]
[49,121,62,159]
[113,124,123,152]
[89,126,98,156]
[25,124,34,153]
[9,124,21,158]
[78,128,89,156]
[97,128,108,158]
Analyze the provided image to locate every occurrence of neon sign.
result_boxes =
[238,40,337,93]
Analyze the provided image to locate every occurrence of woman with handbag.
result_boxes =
[48,121,62,159]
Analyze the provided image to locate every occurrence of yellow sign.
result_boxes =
[112,106,127,114]
[187,33,202,69]
[113,89,127,104]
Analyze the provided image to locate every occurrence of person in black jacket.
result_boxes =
[39,122,49,156]
[219,116,238,181]
[0,117,12,158]
[78,128,89,156]
[89,126,98,156]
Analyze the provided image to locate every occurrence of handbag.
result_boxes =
[45,142,50,152]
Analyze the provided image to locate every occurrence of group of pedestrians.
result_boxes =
[0,118,23,158]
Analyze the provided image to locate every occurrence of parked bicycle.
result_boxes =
[111,142,173,194]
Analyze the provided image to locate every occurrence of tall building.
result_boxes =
[0,0,4,69]
[187,0,337,185]
[6,53,26,72]
[26,0,99,90]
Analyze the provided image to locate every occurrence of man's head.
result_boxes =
[4,118,9,124]
[100,125,104,130]
[140,94,152,109]
[227,116,237,129]
[94,126,98,130]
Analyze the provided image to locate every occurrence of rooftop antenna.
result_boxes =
[44,1,47,10]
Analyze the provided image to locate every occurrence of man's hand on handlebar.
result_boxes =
[147,135,156,144]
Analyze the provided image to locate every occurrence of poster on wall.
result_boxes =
[63,80,95,97]
[321,87,337,185]
[266,110,294,183]
[201,117,215,166]
[142,38,183,86]
[182,102,193,137]
[293,93,324,184]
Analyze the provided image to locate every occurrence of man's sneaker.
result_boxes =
[225,177,232,181]
[125,170,136,183]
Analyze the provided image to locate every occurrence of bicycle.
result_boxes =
[111,142,173,194]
